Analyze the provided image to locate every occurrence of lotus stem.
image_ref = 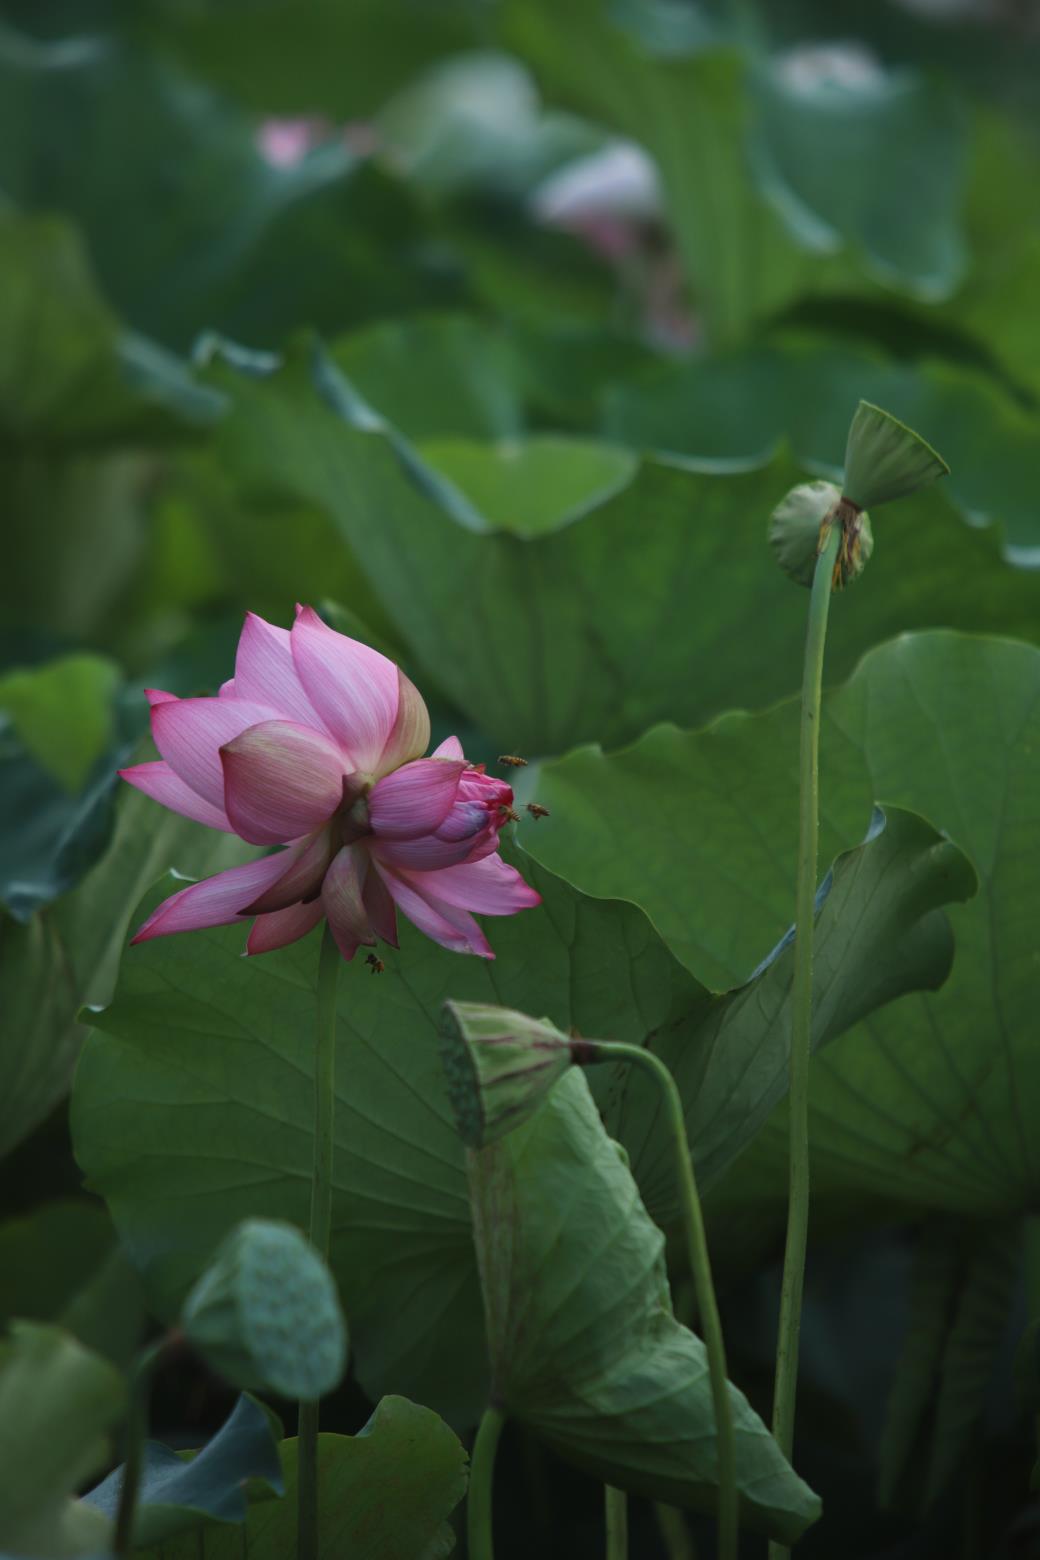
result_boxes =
[297,922,341,1560]
[469,1404,506,1560]
[589,1041,738,1560]
[113,1336,172,1556]
[768,518,842,1560]
[605,1484,629,1560]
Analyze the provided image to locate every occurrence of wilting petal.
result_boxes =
[322,845,375,960]
[220,720,347,845]
[246,899,325,955]
[371,825,495,872]
[374,667,431,778]
[432,735,464,761]
[290,605,400,770]
[368,758,465,840]
[240,827,335,914]
[413,853,543,914]
[130,853,295,944]
[118,760,233,833]
[362,863,399,947]
[374,863,493,959]
[151,695,281,810]
[233,612,331,734]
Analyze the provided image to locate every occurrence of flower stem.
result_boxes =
[468,1404,505,1560]
[589,1040,738,1560]
[605,1485,628,1560]
[654,1503,696,1560]
[113,1336,172,1556]
[297,923,341,1560]
[768,518,841,1560]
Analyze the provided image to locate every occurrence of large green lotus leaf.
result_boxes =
[0,1200,144,1368]
[759,632,1040,1215]
[0,782,249,1160]
[602,336,1040,556]
[0,211,218,647]
[418,436,637,537]
[0,655,119,795]
[600,806,973,1213]
[137,1398,467,1560]
[142,0,480,119]
[2,449,158,646]
[0,1320,123,1558]
[0,211,219,443]
[879,1216,1022,1513]
[0,28,453,349]
[443,201,620,332]
[470,1069,819,1540]
[333,312,649,440]
[208,343,1040,754]
[507,322,661,429]
[517,687,901,989]
[155,451,403,655]
[0,1203,116,1332]
[0,27,299,343]
[71,806,969,1419]
[333,314,526,441]
[0,664,148,933]
[751,53,966,302]
[530,631,1040,1215]
[932,109,1040,400]
[0,686,135,924]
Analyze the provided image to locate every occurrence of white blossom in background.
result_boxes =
[773,41,886,97]
[531,142,663,233]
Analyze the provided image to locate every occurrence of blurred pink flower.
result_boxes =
[257,116,378,168]
[120,607,540,960]
[257,118,316,168]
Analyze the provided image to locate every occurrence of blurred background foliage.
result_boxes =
[4,0,1040,1555]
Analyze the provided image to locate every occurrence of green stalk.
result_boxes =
[468,1405,506,1560]
[297,923,341,1560]
[590,1041,737,1560]
[113,1337,171,1556]
[768,519,841,1560]
[654,1502,697,1560]
[605,1485,628,1560]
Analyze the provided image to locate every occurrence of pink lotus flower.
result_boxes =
[120,608,541,960]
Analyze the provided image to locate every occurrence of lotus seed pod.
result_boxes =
[769,481,873,589]
[181,1219,347,1401]
[842,400,948,510]
[440,1001,576,1148]
[769,481,840,588]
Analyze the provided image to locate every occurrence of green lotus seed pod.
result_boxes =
[842,400,948,510]
[181,1219,347,1402]
[769,480,873,589]
[440,1001,577,1148]
[769,481,839,587]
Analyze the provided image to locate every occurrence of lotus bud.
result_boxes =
[440,1000,579,1148]
[769,480,874,590]
[181,1219,347,1402]
[842,400,948,510]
